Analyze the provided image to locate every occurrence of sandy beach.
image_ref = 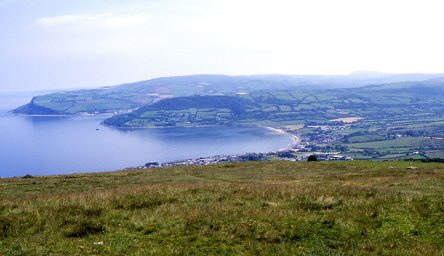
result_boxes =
[262,126,301,151]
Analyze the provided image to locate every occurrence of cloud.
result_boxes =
[35,13,150,29]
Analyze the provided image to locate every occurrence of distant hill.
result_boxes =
[103,95,252,127]
[103,80,444,128]
[13,73,444,115]
[355,80,444,96]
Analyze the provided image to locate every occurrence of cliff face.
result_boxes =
[12,102,65,115]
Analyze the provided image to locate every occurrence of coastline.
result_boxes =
[103,121,303,152]
[261,126,301,151]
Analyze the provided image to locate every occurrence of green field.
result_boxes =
[1,161,444,255]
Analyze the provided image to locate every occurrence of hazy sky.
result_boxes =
[1,0,444,91]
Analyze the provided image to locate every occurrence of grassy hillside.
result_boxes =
[103,81,444,128]
[1,161,444,255]
[13,73,444,115]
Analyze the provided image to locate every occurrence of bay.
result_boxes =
[0,94,293,177]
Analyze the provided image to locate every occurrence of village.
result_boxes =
[140,124,354,169]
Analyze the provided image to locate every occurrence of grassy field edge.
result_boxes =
[1,161,444,255]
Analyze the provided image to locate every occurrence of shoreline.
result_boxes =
[261,126,301,151]
[109,124,301,153]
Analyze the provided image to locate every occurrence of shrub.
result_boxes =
[307,155,318,162]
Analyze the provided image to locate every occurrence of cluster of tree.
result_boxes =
[138,95,248,114]
[404,158,444,163]
[238,153,267,161]
[307,155,318,161]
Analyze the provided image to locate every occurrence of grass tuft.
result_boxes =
[62,219,105,238]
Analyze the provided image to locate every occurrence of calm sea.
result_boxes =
[0,93,293,177]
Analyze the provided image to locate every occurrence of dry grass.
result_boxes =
[1,161,444,255]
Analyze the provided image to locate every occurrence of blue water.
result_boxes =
[0,93,293,177]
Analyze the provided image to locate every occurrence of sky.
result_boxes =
[1,0,444,92]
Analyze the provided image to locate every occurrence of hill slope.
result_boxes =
[1,161,444,255]
[104,81,444,128]
[13,73,444,115]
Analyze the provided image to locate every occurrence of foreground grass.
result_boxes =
[1,161,444,255]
